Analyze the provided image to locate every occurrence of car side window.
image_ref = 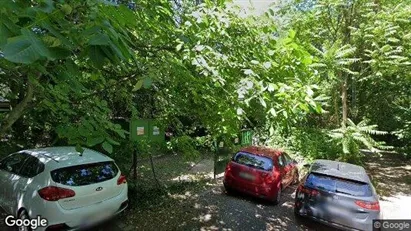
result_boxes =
[283,153,293,165]
[278,154,285,167]
[20,155,44,178]
[0,153,29,175]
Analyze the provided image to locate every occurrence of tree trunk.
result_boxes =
[149,153,161,187]
[334,88,340,126]
[341,76,348,128]
[132,149,137,181]
[128,148,138,181]
[0,80,35,138]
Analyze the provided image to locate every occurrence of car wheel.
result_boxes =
[294,206,301,216]
[17,209,32,231]
[294,206,304,224]
[223,183,232,194]
[273,187,281,205]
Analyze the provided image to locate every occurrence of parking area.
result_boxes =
[1,152,410,230]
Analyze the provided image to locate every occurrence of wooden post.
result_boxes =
[132,149,137,181]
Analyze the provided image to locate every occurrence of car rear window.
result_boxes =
[51,161,119,186]
[233,152,273,171]
[305,173,372,197]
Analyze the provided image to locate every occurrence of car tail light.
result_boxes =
[225,163,232,174]
[297,185,319,196]
[117,174,127,185]
[38,186,75,201]
[355,200,380,211]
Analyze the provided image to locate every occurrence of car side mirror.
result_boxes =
[303,163,311,168]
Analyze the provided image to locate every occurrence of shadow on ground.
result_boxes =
[187,183,337,231]
[365,153,411,197]
[364,152,411,219]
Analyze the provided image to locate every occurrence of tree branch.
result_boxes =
[76,71,146,101]
[0,78,35,138]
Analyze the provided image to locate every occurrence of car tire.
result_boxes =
[223,183,233,195]
[273,186,281,205]
[17,209,32,231]
[293,206,301,217]
[293,207,304,225]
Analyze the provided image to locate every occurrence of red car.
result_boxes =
[223,146,299,204]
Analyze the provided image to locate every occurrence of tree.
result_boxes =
[276,0,411,160]
[0,0,177,152]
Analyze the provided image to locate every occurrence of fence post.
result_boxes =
[213,138,217,180]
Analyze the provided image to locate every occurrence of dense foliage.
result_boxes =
[0,0,410,163]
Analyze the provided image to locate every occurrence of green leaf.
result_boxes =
[0,23,10,49]
[21,28,51,58]
[269,108,276,117]
[132,79,144,91]
[143,78,153,89]
[107,137,120,145]
[269,126,275,136]
[102,141,113,153]
[176,43,183,51]
[89,34,110,46]
[87,137,105,146]
[49,47,71,59]
[38,0,54,13]
[288,29,296,39]
[268,9,274,16]
[114,129,127,139]
[88,45,106,68]
[299,103,309,112]
[259,97,267,108]
[43,36,61,47]
[3,36,40,64]
[75,144,85,154]
[61,4,72,15]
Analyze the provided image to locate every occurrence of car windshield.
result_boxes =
[51,161,119,186]
[233,152,273,171]
[305,173,373,197]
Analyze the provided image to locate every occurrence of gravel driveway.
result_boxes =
[187,183,336,231]
[1,153,409,231]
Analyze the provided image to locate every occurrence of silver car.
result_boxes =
[294,159,381,231]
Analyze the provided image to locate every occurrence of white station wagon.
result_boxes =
[0,146,128,231]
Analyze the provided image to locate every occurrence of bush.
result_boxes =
[289,128,340,161]
[168,135,201,160]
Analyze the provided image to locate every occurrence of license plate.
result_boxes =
[239,172,255,181]
[328,205,340,214]
[327,205,350,217]
[81,210,112,227]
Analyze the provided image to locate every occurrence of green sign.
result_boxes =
[241,129,253,146]
[130,119,164,143]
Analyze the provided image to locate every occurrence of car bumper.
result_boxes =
[295,204,380,231]
[32,188,128,231]
[224,176,277,200]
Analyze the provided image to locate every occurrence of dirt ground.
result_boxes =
[1,152,410,230]
[365,153,411,219]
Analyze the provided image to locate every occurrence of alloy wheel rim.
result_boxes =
[19,213,28,231]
